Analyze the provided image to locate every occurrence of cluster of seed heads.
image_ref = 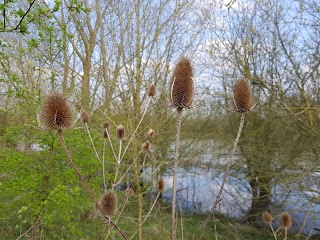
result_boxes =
[262,211,292,233]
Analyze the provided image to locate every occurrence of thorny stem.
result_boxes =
[85,123,111,188]
[102,140,107,192]
[121,97,151,161]
[269,223,277,240]
[57,130,128,240]
[284,228,288,240]
[172,108,183,240]
[105,195,130,240]
[85,123,102,164]
[106,128,118,160]
[114,139,122,187]
[199,113,245,239]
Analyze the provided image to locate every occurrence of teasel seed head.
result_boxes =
[81,111,89,124]
[141,141,150,152]
[262,211,273,224]
[116,125,125,140]
[39,92,74,131]
[170,56,194,111]
[280,212,292,229]
[233,79,254,113]
[103,121,110,138]
[146,129,155,140]
[124,187,135,197]
[157,177,164,192]
[100,191,117,216]
[148,83,156,97]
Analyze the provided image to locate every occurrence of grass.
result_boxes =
[0,193,278,240]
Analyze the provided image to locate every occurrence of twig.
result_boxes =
[172,108,183,240]
[1,0,36,33]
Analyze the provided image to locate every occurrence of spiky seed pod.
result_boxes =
[100,191,117,216]
[280,212,292,229]
[170,56,194,110]
[116,125,125,140]
[103,121,110,138]
[233,79,254,113]
[103,121,110,129]
[262,211,273,224]
[141,141,150,152]
[146,129,155,140]
[81,111,89,124]
[148,83,156,97]
[39,92,74,131]
[124,187,135,197]
[157,177,164,192]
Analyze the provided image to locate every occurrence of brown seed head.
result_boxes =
[262,211,273,224]
[280,212,292,229]
[103,121,110,138]
[141,141,150,152]
[148,83,156,97]
[124,187,135,197]
[233,79,254,113]
[100,191,117,215]
[40,92,74,131]
[157,177,164,192]
[116,125,125,140]
[81,111,89,124]
[170,56,194,110]
[146,129,155,140]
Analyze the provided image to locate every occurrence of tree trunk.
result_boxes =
[248,175,272,222]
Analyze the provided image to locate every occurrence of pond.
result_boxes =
[145,141,320,236]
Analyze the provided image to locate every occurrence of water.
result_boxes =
[145,141,320,236]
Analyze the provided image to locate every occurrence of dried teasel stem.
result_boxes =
[172,109,183,240]
[170,56,194,240]
[120,94,153,161]
[200,113,245,239]
[103,122,117,160]
[84,117,102,165]
[57,130,128,240]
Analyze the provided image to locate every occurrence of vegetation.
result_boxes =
[1,0,320,239]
